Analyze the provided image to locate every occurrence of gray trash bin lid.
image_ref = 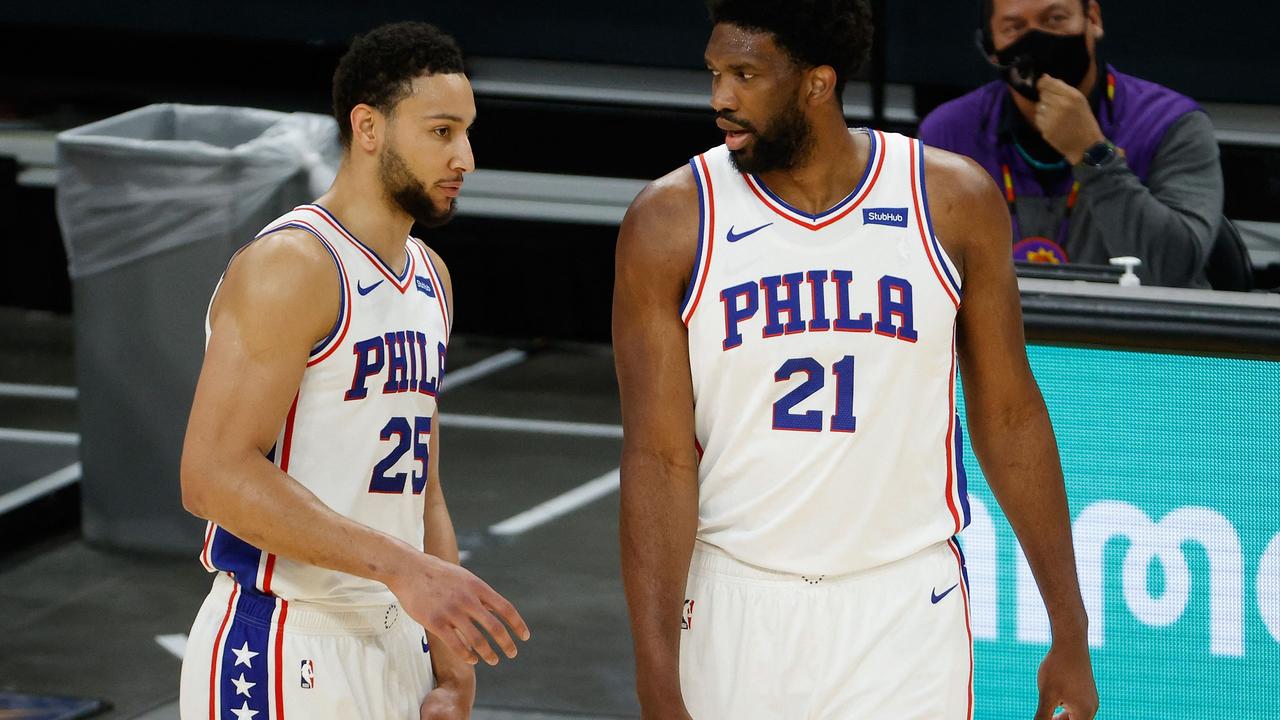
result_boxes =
[56,103,339,278]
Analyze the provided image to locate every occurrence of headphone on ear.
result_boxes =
[975,28,995,58]
[976,0,996,55]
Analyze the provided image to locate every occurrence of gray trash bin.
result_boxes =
[56,104,340,554]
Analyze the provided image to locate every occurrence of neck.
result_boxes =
[754,109,865,215]
[314,158,416,271]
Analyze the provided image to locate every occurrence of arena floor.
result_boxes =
[0,307,638,719]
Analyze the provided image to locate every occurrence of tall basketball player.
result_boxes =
[614,2,1098,718]
[179,22,528,720]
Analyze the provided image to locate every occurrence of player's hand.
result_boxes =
[390,553,530,667]
[636,660,694,719]
[1034,636,1098,719]
[1033,75,1106,165]
[640,704,694,720]
[638,692,694,720]
[419,681,474,720]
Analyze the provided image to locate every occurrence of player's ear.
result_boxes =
[350,104,382,154]
[806,65,838,106]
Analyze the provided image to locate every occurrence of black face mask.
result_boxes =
[991,29,1092,102]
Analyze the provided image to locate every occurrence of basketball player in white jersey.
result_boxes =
[179,22,528,720]
[614,2,1097,718]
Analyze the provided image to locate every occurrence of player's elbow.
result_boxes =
[967,391,1055,458]
[179,450,217,520]
[619,445,700,486]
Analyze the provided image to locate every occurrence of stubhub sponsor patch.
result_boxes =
[863,207,908,228]
[415,275,436,298]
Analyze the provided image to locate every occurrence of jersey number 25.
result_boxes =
[369,415,431,494]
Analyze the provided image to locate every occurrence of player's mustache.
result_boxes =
[717,111,757,134]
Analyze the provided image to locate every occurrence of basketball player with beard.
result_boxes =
[614,1,1097,717]
[179,22,528,720]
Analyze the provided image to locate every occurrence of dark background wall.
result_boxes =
[883,1,1280,105]
[2,1,713,66]
[2,0,1277,338]
[5,0,1278,104]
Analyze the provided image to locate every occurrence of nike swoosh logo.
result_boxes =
[726,222,773,243]
[357,279,384,296]
[931,583,959,604]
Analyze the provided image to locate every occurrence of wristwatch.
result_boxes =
[1079,140,1118,168]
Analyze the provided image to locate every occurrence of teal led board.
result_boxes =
[956,345,1280,719]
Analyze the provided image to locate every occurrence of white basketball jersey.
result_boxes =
[683,130,972,576]
[199,204,451,604]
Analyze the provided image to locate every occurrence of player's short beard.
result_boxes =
[726,101,814,175]
[379,142,456,229]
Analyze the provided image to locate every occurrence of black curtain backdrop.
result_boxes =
[3,1,1277,103]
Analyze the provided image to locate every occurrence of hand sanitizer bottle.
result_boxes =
[1109,256,1142,287]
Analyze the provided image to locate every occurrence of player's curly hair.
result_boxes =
[332,21,465,148]
[706,0,872,98]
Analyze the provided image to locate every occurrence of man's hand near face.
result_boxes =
[1033,75,1107,164]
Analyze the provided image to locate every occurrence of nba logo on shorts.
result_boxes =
[681,599,695,630]
[300,659,315,689]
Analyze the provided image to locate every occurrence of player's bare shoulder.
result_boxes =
[211,226,341,345]
[919,144,1011,282]
[617,164,701,296]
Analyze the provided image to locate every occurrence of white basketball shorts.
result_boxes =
[679,539,974,719]
[180,573,434,720]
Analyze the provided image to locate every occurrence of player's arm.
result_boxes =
[180,230,526,667]
[412,251,480,719]
[419,409,479,719]
[927,149,1099,720]
[613,167,701,720]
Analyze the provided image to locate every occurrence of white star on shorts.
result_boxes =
[230,700,259,720]
[231,641,259,668]
[231,672,256,698]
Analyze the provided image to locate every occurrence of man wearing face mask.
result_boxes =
[919,0,1223,288]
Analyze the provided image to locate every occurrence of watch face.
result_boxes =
[1084,142,1115,166]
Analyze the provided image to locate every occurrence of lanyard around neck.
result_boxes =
[1001,161,1079,247]
[999,71,1114,256]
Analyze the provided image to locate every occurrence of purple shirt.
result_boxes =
[918,66,1218,287]
[919,65,1201,198]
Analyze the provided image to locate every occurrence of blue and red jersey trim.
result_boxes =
[200,393,299,595]
[306,233,352,367]
[947,537,975,720]
[412,240,452,339]
[253,220,354,367]
[301,204,416,293]
[952,413,972,531]
[941,331,965,535]
[681,154,717,326]
[207,582,290,720]
[909,140,962,308]
[207,583,239,720]
[742,129,886,231]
